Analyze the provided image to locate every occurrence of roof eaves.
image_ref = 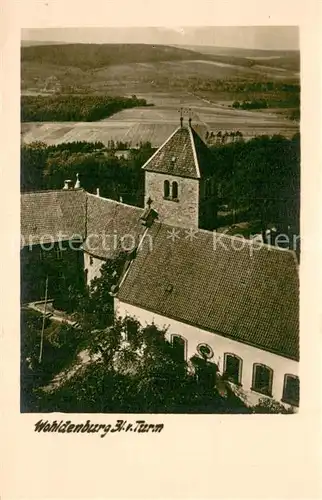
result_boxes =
[116,298,299,362]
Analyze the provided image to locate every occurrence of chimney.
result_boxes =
[119,195,123,203]
[180,116,183,128]
[96,188,100,197]
[188,117,192,127]
[63,179,73,190]
[74,173,81,189]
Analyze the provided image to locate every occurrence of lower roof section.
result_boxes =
[117,223,299,361]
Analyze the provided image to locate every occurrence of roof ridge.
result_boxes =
[188,126,201,179]
[21,189,85,195]
[190,126,208,147]
[154,221,299,256]
[86,192,144,211]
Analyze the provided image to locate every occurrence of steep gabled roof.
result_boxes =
[21,189,86,246]
[20,190,146,258]
[117,223,299,361]
[83,194,146,259]
[142,125,214,179]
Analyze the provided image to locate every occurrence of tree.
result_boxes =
[209,135,300,234]
[21,142,48,191]
[38,315,249,413]
[253,397,294,414]
[20,309,88,412]
[75,252,129,331]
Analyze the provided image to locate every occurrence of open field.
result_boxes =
[21,92,298,148]
[21,57,298,95]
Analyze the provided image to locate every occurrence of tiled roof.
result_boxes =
[142,125,214,179]
[21,190,146,258]
[83,194,146,259]
[21,190,86,246]
[21,189,299,359]
[117,223,299,361]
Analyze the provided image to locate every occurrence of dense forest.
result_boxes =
[21,140,152,205]
[21,94,150,122]
[21,134,300,233]
[212,134,300,233]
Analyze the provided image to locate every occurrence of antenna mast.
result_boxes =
[39,275,48,364]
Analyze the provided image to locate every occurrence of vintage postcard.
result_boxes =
[1,0,321,498]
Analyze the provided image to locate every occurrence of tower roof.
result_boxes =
[142,125,214,179]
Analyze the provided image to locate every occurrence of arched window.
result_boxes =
[171,335,186,361]
[223,353,242,385]
[164,180,170,198]
[282,374,299,406]
[172,181,178,200]
[252,363,273,396]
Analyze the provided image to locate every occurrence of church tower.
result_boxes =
[142,118,217,230]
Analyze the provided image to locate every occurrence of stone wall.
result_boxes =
[145,171,199,229]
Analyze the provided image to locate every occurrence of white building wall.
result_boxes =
[84,252,105,285]
[115,299,298,404]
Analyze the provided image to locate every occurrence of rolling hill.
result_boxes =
[21,42,299,97]
[21,43,212,70]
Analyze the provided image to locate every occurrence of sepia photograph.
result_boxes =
[20,25,300,415]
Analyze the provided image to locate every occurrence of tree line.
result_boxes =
[232,95,299,110]
[21,94,151,122]
[21,141,153,206]
[189,78,299,94]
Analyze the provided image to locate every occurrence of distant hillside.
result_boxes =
[21,43,210,70]
[175,44,300,72]
[21,40,67,47]
[176,44,299,57]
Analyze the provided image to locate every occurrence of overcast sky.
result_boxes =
[22,26,299,50]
